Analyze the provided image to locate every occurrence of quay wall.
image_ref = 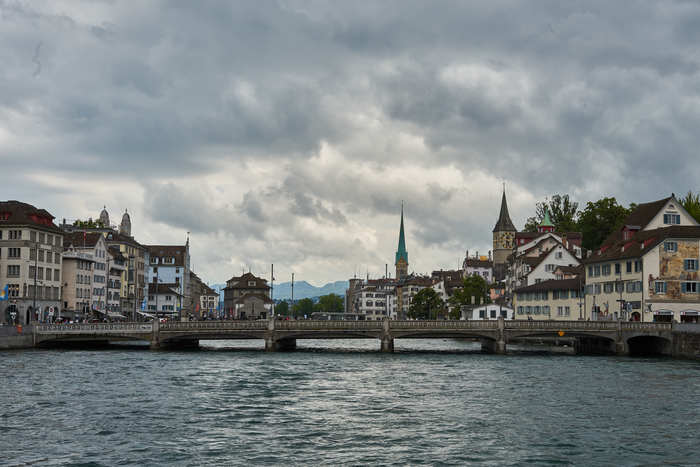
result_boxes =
[0,325,33,350]
[672,324,700,360]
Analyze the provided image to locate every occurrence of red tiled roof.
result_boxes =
[0,200,62,233]
[585,225,700,263]
[64,232,103,248]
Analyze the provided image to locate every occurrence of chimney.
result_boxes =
[488,250,492,261]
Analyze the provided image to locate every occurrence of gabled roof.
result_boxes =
[554,265,584,276]
[585,225,700,263]
[64,232,104,249]
[148,283,182,296]
[147,245,187,267]
[463,258,492,269]
[225,272,270,290]
[493,190,516,233]
[601,195,673,246]
[0,200,63,233]
[104,230,145,249]
[514,278,583,294]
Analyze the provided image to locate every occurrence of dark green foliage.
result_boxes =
[407,288,446,320]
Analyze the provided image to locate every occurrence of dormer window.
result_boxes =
[663,213,680,225]
[248,281,256,286]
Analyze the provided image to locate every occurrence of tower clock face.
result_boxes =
[494,232,514,249]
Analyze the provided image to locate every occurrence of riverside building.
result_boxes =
[0,201,65,324]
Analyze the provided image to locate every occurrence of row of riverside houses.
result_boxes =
[343,190,700,324]
[500,193,700,323]
[0,201,218,325]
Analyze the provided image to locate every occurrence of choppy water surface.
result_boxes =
[1,339,698,466]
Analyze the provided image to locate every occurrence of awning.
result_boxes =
[137,311,155,318]
[681,311,699,315]
[107,312,126,319]
[653,310,673,315]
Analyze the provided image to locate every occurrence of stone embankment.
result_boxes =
[0,325,33,350]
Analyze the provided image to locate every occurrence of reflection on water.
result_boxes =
[1,339,698,466]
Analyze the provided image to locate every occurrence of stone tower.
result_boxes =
[99,206,110,227]
[120,209,132,236]
[395,204,409,280]
[492,188,516,281]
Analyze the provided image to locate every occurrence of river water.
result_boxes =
[1,339,698,466]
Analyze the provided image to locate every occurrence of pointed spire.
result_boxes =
[395,202,408,265]
[492,187,516,233]
[540,207,554,227]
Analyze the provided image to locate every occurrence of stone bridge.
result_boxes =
[30,319,691,356]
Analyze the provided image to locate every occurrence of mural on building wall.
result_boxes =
[651,241,700,300]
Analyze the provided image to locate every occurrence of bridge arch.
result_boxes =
[627,335,672,356]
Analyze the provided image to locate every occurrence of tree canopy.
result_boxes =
[680,191,700,223]
[523,194,579,232]
[577,197,631,250]
[314,294,344,314]
[275,301,289,316]
[448,275,491,313]
[291,298,314,318]
[408,288,446,320]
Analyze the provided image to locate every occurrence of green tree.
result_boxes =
[523,194,579,232]
[275,301,289,316]
[313,293,344,314]
[448,275,491,318]
[576,197,631,251]
[408,288,446,320]
[680,191,700,223]
[291,298,314,318]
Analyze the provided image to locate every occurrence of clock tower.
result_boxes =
[492,188,516,281]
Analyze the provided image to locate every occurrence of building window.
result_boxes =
[8,247,21,258]
[602,264,611,276]
[594,284,601,294]
[681,282,698,293]
[248,281,256,286]
[615,263,621,274]
[626,261,632,273]
[654,281,667,294]
[7,265,20,277]
[39,233,45,243]
[588,266,593,277]
[634,260,642,273]
[555,251,563,259]
[594,265,601,277]
[9,230,22,240]
[604,283,613,293]
[564,306,570,316]
[664,241,678,252]
[684,259,698,271]
[545,264,555,272]
[663,213,681,225]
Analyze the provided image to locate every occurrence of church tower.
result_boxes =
[492,188,516,281]
[120,209,132,237]
[395,204,409,281]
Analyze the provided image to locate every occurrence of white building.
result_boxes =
[463,304,514,320]
[147,243,191,318]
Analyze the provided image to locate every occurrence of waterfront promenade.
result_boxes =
[0,319,693,358]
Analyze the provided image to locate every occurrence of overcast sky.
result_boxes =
[2,1,700,285]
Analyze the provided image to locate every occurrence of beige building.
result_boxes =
[513,278,585,320]
[61,250,95,320]
[63,232,113,317]
[584,226,700,323]
[584,195,700,322]
[0,201,65,324]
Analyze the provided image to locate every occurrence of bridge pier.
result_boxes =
[481,338,506,354]
[265,337,296,351]
[380,337,394,352]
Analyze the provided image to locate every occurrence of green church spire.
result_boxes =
[395,203,408,265]
[541,207,554,227]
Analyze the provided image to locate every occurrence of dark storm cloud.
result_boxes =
[3,0,700,281]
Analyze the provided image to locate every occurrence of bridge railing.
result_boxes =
[620,322,672,331]
[275,320,383,330]
[160,321,268,331]
[36,323,153,334]
[390,320,498,330]
[506,320,620,330]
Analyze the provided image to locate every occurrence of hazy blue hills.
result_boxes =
[209,280,349,300]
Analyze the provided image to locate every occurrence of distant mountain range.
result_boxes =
[209,280,349,301]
